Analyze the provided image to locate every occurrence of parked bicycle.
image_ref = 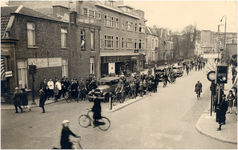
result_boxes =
[65,90,79,103]
[112,92,123,106]
[78,109,110,131]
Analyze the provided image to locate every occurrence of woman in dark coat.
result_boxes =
[214,94,228,131]
[39,89,46,113]
[92,96,102,126]
[12,87,23,113]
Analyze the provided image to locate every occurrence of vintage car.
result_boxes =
[88,77,120,102]
[173,66,183,77]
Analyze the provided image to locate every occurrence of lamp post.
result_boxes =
[220,15,227,64]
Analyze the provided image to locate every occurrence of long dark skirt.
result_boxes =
[39,96,46,107]
[216,110,226,124]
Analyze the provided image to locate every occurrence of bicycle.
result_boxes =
[78,109,110,131]
[65,90,79,103]
[53,137,83,149]
[112,92,123,106]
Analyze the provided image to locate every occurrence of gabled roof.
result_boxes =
[1,6,63,21]
[1,5,65,38]
[145,26,158,36]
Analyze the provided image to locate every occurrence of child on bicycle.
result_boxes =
[60,120,81,149]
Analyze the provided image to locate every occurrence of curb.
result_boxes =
[195,113,237,144]
[107,95,148,113]
[1,98,67,110]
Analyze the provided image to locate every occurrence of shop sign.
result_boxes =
[5,71,13,77]
[28,58,62,68]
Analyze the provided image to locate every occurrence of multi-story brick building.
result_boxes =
[8,0,147,76]
[1,5,100,101]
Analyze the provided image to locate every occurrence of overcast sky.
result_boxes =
[125,0,237,32]
[1,0,237,32]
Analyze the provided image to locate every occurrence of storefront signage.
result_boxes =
[28,58,62,68]
[5,71,13,77]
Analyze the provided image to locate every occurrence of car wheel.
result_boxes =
[104,95,109,103]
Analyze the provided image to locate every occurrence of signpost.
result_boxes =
[207,71,216,116]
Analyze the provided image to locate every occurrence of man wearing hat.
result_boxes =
[12,87,23,113]
[60,120,81,149]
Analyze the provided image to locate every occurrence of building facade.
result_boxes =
[8,0,147,76]
[145,26,159,65]
[1,5,100,101]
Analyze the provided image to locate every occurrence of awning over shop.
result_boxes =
[100,52,140,57]
[1,58,6,80]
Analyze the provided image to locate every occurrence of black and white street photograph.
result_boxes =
[1,0,237,149]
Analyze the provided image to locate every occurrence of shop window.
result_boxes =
[17,60,28,89]
[27,22,35,47]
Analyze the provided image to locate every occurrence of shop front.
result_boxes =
[100,53,145,77]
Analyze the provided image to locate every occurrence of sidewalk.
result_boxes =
[1,97,66,110]
[196,67,237,144]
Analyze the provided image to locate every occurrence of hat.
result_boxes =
[15,87,19,90]
[62,120,69,125]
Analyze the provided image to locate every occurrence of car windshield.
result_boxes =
[99,81,111,86]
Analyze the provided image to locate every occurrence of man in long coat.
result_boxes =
[13,87,23,113]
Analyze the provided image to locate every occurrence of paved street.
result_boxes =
[1,68,236,149]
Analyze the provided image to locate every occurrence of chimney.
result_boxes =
[53,5,69,16]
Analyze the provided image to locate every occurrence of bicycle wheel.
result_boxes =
[112,96,117,106]
[66,96,72,103]
[98,116,110,131]
[78,115,91,128]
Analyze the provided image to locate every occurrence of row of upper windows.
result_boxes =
[27,22,95,50]
[104,15,145,32]
[105,35,144,49]
[83,8,101,20]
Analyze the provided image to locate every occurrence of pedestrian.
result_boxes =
[12,87,23,113]
[195,81,202,100]
[54,84,60,102]
[232,87,237,115]
[139,81,144,97]
[147,80,153,96]
[60,120,81,149]
[61,78,66,98]
[47,78,54,99]
[214,94,228,131]
[55,79,62,99]
[130,81,136,99]
[227,90,235,114]
[39,89,46,113]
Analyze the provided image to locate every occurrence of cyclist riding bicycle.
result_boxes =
[91,93,102,127]
[60,120,81,149]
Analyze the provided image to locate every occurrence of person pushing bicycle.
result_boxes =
[60,120,81,149]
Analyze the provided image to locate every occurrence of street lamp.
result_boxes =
[220,15,227,64]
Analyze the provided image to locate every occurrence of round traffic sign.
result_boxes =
[207,71,216,82]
